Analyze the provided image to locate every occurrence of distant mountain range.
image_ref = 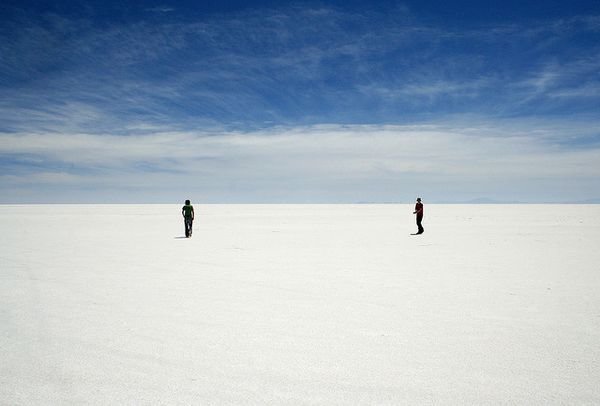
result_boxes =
[458,198,600,204]
[356,198,600,204]
[459,198,522,204]
[574,198,600,204]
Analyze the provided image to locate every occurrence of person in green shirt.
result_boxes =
[182,199,194,238]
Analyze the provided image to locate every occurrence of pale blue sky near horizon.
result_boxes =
[1,0,599,203]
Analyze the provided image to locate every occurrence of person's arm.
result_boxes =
[182,206,185,217]
[191,206,194,220]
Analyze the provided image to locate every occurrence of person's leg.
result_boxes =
[417,215,424,234]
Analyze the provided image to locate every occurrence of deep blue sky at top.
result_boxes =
[1,0,599,133]
[7,0,598,24]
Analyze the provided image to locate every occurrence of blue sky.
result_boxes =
[1,0,599,203]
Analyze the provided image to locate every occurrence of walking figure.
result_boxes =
[413,197,424,235]
[182,199,194,238]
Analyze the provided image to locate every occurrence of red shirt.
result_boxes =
[414,202,423,216]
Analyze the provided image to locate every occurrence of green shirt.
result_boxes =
[182,204,194,218]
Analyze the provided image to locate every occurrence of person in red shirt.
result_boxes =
[413,197,424,234]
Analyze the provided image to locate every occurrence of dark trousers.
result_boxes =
[416,215,424,234]
[184,216,193,237]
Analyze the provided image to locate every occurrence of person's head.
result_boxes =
[185,199,190,205]
[416,197,421,202]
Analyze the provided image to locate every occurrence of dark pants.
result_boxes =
[416,215,424,234]
[184,216,193,237]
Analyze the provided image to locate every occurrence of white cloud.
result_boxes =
[1,172,83,185]
[2,120,599,202]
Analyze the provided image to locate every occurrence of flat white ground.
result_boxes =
[1,204,599,405]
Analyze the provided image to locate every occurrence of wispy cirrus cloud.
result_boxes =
[2,4,599,133]
[523,54,600,96]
